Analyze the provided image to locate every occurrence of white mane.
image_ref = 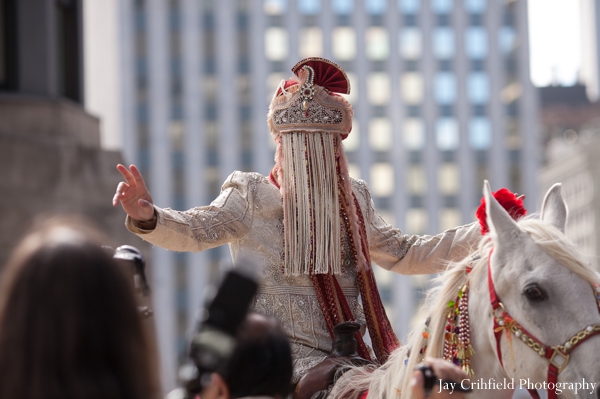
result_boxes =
[333,217,599,399]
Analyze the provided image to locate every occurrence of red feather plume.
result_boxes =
[476,188,527,235]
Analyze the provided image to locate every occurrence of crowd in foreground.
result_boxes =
[0,217,468,399]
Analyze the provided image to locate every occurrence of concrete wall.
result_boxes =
[0,95,149,266]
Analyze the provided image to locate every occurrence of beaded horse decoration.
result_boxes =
[331,182,600,399]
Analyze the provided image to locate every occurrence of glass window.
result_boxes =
[265,28,288,61]
[439,208,461,231]
[431,0,453,14]
[344,118,360,151]
[465,27,487,59]
[469,117,491,149]
[371,163,394,197]
[263,0,286,15]
[432,28,455,59]
[468,72,489,104]
[299,0,320,14]
[436,118,459,150]
[403,118,424,149]
[406,208,428,234]
[400,28,422,59]
[299,27,323,58]
[332,0,353,14]
[434,72,457,104]
[407,166,426,194]
[333,27,356,61]
[267,73,286,100]
[366,27,389,60]
[346,72,358,104]
[367,73,390,105]
[366,0,386,14]
[399,0,420,14]
[369,118,392,151]
[498,26,515,54]
[348,162,361,179]
[401,72,423,104]
[438,163,459,195]
[464,0,485,13]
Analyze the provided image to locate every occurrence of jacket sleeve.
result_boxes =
[356,181,481,275]
[125,171,254,252]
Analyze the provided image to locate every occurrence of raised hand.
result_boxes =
[112,164,155,222]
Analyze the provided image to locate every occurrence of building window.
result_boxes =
[399,0,420,13]
[366,27,389,60]
[400,28,422,59]
[333,27,356,61]
[367,73,390,105]
[436,118,459,150]
[467,72,489,104]
[469,117,492,149]
[403,118,425,150]
[464,0,485,13]
[299,27,323,57]
[434,72,457,104]
[465,27,487,59]
[406,208,428,234]
[432,27,455,59]
[498,26,516,54]
[344,119,360,151]
[401,72,423,104]
[407,166,426,195]
[348,162,361,180]
[369,118,392,151]
[371,163,394,197]
[431,0,453,14]
[439,208,461,231]
[366,0,386,14]
[438,163,459,195]
[263,0,286,15]
[265,28,288,61]
[345,72,358,103]
[299,0,320,14]
[332,0,353,14]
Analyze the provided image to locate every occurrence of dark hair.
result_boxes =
[0,220,160,399]
[223,313,293,398]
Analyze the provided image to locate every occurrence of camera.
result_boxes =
[186,269,258,394]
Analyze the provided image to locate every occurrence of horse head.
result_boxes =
[469,181,600,399]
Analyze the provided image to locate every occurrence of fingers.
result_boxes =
[411,370,426,399]
[116,164,137,186]
[112,182,129,206]
[425,357,468,384]
[130,164,148,190]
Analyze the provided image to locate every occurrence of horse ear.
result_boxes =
[483,180,521,246]
[540,183,568,233]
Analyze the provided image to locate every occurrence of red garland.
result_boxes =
[476,188,527,235]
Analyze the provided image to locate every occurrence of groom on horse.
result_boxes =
[113,58,482,383]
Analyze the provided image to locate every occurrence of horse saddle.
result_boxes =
[294,321,372,399]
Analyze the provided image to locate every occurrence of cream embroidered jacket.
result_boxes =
[125,171,480,382]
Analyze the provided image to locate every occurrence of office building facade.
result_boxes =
[118,0,539,390]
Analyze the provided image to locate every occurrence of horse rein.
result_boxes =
[487,248,600,399]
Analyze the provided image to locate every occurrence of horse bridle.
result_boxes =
[488,248,600,399]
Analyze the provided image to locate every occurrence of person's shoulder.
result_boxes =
[350,177,371,197]
[222,171,273,190]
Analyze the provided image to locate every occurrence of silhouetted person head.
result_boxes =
[201,313,293,399]
[0,218,160,399]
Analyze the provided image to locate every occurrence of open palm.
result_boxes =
[112,164,155,221]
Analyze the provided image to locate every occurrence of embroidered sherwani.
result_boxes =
[126,171,479,382]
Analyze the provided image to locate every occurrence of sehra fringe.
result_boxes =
[281,132,341,275]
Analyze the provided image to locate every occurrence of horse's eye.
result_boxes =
[524,285,546,302]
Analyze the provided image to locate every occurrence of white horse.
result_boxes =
[333,182,600,399]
